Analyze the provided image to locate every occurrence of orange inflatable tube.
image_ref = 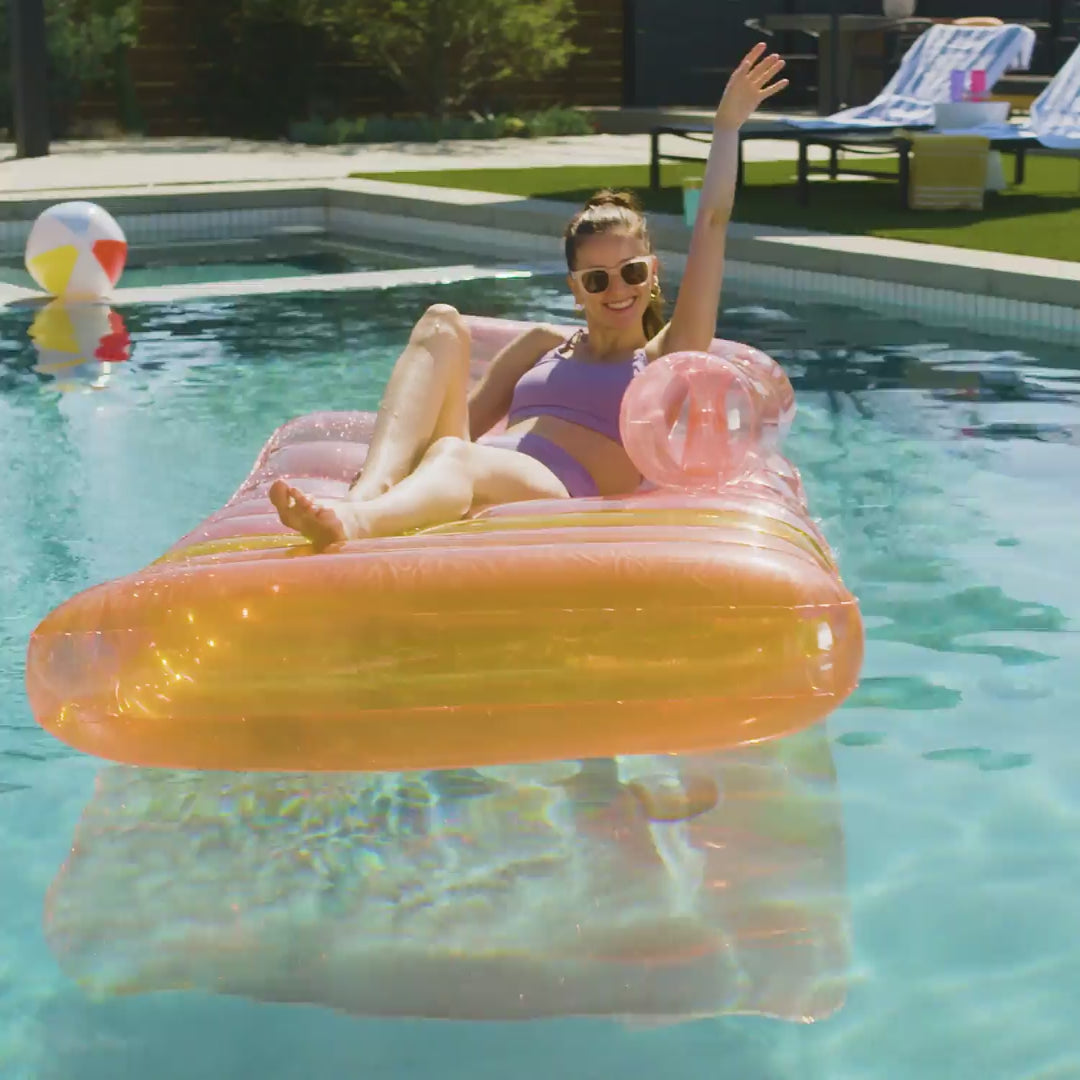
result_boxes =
[25,317,863,772]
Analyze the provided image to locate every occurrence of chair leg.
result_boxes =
[649,130,660,191]
[829,145,839,179]
[1014,147,1026,186]
[898,145,911,209]
[798,139,811,205]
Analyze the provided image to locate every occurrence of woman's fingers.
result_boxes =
[738,41,768,70]
[750,55,786,87]
[719,43,788,119]
[759,78,790,101]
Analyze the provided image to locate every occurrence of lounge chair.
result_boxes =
[650,22,1037,190]
[786,21,1036,130]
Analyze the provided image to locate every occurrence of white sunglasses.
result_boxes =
[570,255,653,294]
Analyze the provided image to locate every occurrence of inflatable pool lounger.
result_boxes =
[26,318,863,772]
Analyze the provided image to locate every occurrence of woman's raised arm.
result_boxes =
[648,44,788,360]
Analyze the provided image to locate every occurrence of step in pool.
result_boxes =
[0,233,502,291]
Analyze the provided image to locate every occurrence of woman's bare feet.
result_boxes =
[269,480,369,548]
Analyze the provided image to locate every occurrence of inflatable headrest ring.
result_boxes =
[712,342,793,452]
[620,351,763,491]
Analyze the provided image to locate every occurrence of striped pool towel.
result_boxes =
[1030,40,1080,149]
[908,134,991,210]
[789,23,1036,130]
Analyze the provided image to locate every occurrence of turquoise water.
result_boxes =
[2,277,1079,1078]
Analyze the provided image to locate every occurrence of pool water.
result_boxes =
[2,278,1079,1079]
[0,237,492,290]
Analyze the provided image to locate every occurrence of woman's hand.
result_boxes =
[714,43,788,132]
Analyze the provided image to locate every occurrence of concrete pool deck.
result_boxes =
[1,132,1077,339]
[0,123,824,194]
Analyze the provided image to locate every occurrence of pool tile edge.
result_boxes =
[0,182,1077,342]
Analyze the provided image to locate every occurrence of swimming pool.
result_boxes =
[1,275,1078,1079]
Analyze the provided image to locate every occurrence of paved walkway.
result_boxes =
[0,131,820,196]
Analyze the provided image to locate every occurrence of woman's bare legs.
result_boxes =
[271,436,569,547]
[269,302,569,546]
[346,302,472,501]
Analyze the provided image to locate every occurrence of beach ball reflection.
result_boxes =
[30,301,131,392]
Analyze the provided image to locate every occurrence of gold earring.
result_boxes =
[650,281,662,302]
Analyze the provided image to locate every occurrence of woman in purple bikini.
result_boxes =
[271,44,787,548]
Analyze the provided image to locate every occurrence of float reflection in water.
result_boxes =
[28,300,131,392]
[44,730,848,1024]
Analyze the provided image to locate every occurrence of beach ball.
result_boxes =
[620,351,763,492]
[29,301,131,391]
[25,202,128,300]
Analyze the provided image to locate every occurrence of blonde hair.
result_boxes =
[563,189,665,340]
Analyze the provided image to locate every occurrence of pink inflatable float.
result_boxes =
[26,317,863,774]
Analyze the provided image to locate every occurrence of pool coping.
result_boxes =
[1,179,1078,337]
[320,178,1080,309]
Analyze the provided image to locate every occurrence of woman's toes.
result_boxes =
[268,479,356,546]
[310,505,347,546]
[268,478,292,511]
[269,480,307,531]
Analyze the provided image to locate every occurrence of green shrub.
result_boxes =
[182,0,591,139]
[291,0,582,119]
[522,106,593,137]
[287,107,593,146]
[498,116,529,138]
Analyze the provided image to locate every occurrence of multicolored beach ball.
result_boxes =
[25,202,128,300]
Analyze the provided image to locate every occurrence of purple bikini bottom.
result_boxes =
[477,430,598,499]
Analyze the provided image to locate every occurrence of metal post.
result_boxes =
[829,3,841,114]
[622,0,636,107]
[1048,0,1063,67]
[9,0,51,158]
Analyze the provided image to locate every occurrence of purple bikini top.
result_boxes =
[506,333,650,443]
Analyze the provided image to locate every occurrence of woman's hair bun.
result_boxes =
[585,188,642,213]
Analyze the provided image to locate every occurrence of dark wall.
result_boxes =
[630,0,788,108]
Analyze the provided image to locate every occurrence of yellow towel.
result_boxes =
[909,134,991,211]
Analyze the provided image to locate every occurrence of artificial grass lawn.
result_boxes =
[351,156,1080,262]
